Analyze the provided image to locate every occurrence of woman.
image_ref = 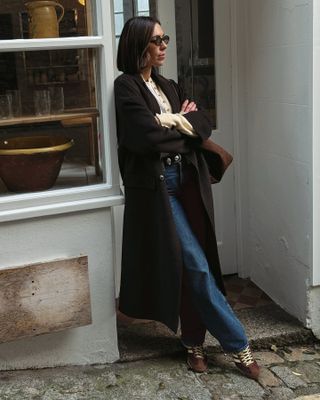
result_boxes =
[114,16,260,380]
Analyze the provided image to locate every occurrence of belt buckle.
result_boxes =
[163,154,181,166]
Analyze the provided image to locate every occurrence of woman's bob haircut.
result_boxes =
[117,16,161,74]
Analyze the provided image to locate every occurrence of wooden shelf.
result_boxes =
[26,65,79,70]
[29,81,82,86]
[0,108,100,176]
[0,109,99,127]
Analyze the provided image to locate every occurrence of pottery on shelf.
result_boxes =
[25,1,65,38]
[0,135,73,192]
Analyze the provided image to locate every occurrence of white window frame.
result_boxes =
[0,1,123,222]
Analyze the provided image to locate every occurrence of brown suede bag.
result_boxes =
[200,139,233,184]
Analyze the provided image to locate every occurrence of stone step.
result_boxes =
[118,303,316,362]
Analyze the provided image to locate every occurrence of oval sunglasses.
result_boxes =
[150,35,170,46]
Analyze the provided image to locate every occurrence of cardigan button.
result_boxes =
[159,174,165,181]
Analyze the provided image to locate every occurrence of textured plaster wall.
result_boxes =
[245,0,313,323]
[308,286,320,339]
[0,208,119,370]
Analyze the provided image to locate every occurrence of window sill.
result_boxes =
[0,182,124,223]
[0,190,124,223]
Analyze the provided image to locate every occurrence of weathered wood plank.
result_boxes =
[0,256,92,343]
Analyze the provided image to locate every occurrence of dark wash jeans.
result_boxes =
[164,163,248,352]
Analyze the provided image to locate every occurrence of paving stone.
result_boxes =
[242,398,266,400]
[258,367,282,387]
[208,352,233,369]
[268,386,295,399]
[271,366,308,389]
[293,363,320,383]
[201,370,265,398]
[212,395,241,400]
[112,360,213,400]
[281,347,320,362]
[225,372,266,397]
[200,372,233,398]
[293,384,320,398]
[254,351,285,366]
[0,360,213,400]
[1,343,320,400]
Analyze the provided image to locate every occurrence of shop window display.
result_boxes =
[0,1,102,195]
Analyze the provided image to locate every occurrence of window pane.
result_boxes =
[0,48,104,196]
[136,0,149,12]
[114,0,124,13]
[113,1,150,55]
[114,13,124,36]
[0,0,96,40]
[137,11,149,16]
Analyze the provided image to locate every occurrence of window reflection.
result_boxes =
[175,0,217,128]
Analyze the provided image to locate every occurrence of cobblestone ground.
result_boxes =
[0,343,319,400]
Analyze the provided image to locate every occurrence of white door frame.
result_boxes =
[229,0,249,278]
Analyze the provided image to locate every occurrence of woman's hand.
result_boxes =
[180,99,198,114]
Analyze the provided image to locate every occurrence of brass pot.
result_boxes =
[25,1,64,38]
[0,136,74,192]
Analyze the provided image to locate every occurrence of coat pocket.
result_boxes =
[123,174,156,190]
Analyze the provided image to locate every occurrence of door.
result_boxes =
[158,0,237,274]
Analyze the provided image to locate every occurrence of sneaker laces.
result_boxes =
[233,346,255,367]
[187,345,206,359]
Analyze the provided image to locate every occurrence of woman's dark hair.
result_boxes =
[117,16,160,74]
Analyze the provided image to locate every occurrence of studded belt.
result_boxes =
[162,153,182,166]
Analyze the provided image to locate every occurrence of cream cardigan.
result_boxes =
[143,75,197,138]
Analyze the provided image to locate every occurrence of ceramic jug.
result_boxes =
[25,1,64,38]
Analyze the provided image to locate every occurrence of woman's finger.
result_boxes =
[186,101,197,112]
[181,99,189,113]
[181,100,198,113]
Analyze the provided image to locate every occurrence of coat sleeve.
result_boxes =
[114,77,191,155]
[169,79,213,142]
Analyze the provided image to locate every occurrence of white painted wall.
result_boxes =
[112,204,124,298]
[0,208,119,370]
[241,0,313,323]
[308,0,320,338]
[312,0,320,286]
[157,0,178,81]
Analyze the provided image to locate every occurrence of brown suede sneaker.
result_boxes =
[185,345,208,373]
[232,345,260,380]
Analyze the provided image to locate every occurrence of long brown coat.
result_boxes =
[114,69,225,333]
